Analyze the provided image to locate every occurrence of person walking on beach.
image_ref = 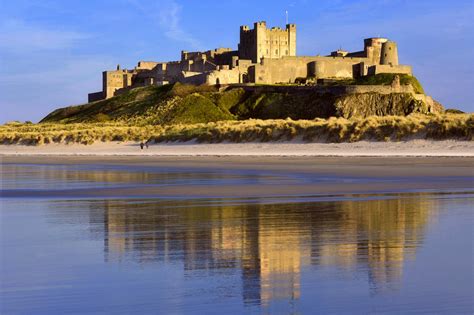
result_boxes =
[140,142,144,150]
[145,140,149,149]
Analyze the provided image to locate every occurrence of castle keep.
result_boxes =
[88,21,412,102]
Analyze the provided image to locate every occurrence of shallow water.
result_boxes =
[1,163,473,314]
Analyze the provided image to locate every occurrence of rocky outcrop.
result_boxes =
[234,88,443,120]
[334,93,433,118]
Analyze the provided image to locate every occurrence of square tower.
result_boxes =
[364,37,388,64]
[238,21,296,63]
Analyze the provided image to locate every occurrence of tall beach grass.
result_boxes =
[1,113,472,145]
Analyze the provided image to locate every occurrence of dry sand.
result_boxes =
[1,140,473,157]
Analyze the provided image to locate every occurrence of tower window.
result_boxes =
[275,49,278,54]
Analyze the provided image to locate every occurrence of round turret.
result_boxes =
[381,41,399,65]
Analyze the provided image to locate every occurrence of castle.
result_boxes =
[88,21,412,102]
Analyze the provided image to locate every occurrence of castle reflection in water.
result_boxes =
[70,196,436,306]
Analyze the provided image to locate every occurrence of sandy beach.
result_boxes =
[1,139,473,157]
[2,140,473,199]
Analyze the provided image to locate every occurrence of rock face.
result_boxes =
[334,93,432,118]
[41,83,443,125]
[233,88,442,120]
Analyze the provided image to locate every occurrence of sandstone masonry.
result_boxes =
[88,21,412,102]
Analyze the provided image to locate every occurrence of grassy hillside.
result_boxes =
[3,114,472,145]
[41,84,238,125]
[42,77,437,125]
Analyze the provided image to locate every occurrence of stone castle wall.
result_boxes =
[369,64,412,75]
[87,91,104,103]
[89,20,417,102]
[228,83,415,96]
[136,61,160,70]
[251,56,374,84]
[102,69,135,99]
[251,57,309,84]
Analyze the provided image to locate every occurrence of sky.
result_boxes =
[1,0,473,123]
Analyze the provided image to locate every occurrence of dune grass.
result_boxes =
[1,113,472,146]
[150,113,472,143]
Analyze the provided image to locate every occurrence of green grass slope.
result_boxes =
[41,83,240,125]
[41,76,435,125]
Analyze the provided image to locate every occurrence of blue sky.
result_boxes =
[1,0,473,123]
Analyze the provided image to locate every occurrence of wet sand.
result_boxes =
[2,155,473,198]
[3,152,473,314]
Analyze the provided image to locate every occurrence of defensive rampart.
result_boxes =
[227,83,415,96]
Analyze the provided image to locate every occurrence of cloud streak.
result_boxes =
[126,0,202,50]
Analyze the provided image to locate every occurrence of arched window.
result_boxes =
[275,49,278,54]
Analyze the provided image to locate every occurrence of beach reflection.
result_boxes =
[76,196,436,306]
[0,164,293,190]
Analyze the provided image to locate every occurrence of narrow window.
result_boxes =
[275,49,278,54]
